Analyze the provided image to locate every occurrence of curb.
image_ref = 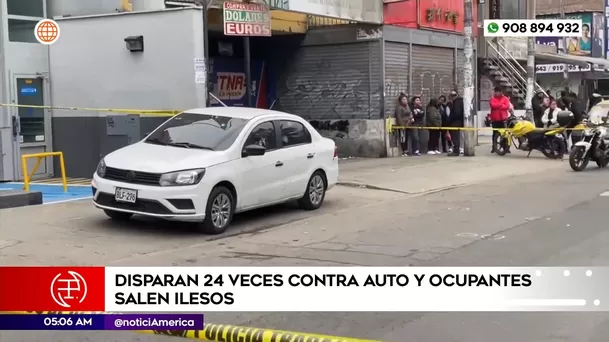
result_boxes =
[337,182,465,195]
[0,190,42,209]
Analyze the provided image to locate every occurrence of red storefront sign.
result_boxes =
[384,0,478,34]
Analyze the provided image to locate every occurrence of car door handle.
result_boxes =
[275,161,283,167]
[307,153,315,159]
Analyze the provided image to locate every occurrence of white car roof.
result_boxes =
[183,107,302,120]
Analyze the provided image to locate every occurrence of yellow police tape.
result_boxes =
[386,123,587,134]
[0,103,180,116]
[4,311,381,342]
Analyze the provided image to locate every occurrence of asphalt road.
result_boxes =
[2,159,609,341]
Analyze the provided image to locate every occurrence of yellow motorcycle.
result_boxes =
[495,113,573,159]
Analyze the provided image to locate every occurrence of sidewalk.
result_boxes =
[338,148,566,194]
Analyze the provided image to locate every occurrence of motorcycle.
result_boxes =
[569,121,609,171]
[495,113,571,159]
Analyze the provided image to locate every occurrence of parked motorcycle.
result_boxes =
[495,113,572,159]
[569,121,609,171]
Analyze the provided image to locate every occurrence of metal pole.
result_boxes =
[559,0,568,79]
[201,0,211,107]
[244,36,252,107]
[525,0,536,121]
[463,0,475,156]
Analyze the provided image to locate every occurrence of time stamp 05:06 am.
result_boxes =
[484,19,583,37]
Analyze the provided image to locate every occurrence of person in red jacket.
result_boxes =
[488,86,511,153]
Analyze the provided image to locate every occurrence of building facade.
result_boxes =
[0,0,484,180]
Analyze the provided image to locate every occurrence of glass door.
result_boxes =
[12,75,53,180]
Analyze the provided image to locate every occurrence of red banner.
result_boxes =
[419,0,465,32]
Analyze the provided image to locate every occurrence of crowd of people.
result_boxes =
[394,87,603,156]
[394,90,465,157]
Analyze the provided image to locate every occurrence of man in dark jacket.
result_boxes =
[557,90,569,110]
[438,95,450,153]
[532,91,547,128]
[447,90,464,156]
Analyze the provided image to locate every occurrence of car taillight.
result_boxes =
[334,145,338,158]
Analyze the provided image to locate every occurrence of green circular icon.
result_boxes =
[488,22,499,33]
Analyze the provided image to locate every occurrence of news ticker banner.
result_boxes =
[484,19,583,37]
[1,267,609,312]
[0,313,201,330]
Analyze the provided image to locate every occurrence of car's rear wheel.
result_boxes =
[198,186,234,234]
[103,209,133,221]
[298,171,327,210]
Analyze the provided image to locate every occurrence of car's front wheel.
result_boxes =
[198,186,234,234]
[298,171,327,210]
[103,209,133,221]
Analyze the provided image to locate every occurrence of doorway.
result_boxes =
[11,74,53,180]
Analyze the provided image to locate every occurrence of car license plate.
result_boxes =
[115,187,137,203]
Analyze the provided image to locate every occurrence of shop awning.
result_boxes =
[535,52,609,69]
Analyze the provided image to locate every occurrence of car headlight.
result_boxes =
[159,169,205,186]
[96,159,106,177]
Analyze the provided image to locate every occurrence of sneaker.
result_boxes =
[402,151,409,156]
[427,151,436,155]
[434,150,441,154]
[414,150,421,156]
[460,148,464,154]
[448,148,453,154]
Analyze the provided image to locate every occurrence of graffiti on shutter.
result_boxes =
[410,45,455,105]
[384,42,409,117]
[276,42,381,120]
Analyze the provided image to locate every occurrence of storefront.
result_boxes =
[383,0,477,153]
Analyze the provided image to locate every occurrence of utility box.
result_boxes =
[106,115,140,144]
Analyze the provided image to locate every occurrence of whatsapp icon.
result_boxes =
[487,22,499,34]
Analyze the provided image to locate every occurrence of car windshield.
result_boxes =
[144,112,249,151]
[587,103,609,125]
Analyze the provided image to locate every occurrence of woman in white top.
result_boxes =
[542,99,561,128]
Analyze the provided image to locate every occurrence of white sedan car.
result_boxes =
[92,107,339,234]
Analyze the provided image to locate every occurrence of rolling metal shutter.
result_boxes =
[276,41,382,120]
[410,45,455,105]
[384,42,409,117]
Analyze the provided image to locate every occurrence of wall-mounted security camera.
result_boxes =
[124,35,144,52]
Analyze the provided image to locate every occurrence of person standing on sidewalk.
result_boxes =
[447,91,464,156]
[426,98,442,154]
[532,91,547,128]
[395,93,413,156]
[488,86,510,153]
[438,95,451,153]
[408,96,424,156]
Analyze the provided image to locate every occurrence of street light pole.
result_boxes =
[525,0,536,121]
[199,0,211,107]
[462,0,475,156]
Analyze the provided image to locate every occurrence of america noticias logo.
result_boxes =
[50,271,88,308]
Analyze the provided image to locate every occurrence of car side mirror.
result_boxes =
[242,144,265,157]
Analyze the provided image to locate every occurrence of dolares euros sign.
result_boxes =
[223,1,271,37]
